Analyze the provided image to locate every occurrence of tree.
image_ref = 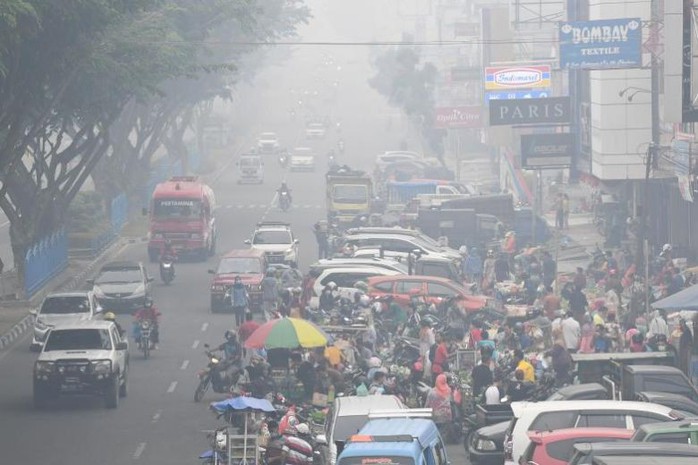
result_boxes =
[368,46,444,157]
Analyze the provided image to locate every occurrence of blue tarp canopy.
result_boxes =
[651,283,698,311]
[209,396,275,414]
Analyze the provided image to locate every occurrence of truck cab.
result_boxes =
[146,176,216,262]
[326,167,374,227]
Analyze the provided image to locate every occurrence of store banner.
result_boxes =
[434,106,483,128]
[559,18,642,69]
[520,133,574,169]
[489,97,571,126]
[485,90,551,101]
[484,65,551,90]
[679,175,694,202]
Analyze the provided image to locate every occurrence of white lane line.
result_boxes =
[201,322,209,332]
[192,340,200,349]
[180,360,190,370]
[167,381,178,393]
[134,442,147,459]
[151,410,162,423]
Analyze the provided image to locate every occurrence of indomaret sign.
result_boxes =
[489,97,571,126]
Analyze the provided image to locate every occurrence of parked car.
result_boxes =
[503,400,684,465]
[317,395,405,465]
[519,428,634,465]
[568,441,698,465]
[310,257,408,274]
[208,248,267,313]
[30,291,102,351]
[366,275,488,312]
[635,391,698,417]
[593,456,698,465]
[630,419,698,444]
[468,383,611,465]
[341,232,461,261]
[88,261,152,312]
[310,267,402,308]
[375,151,421,171]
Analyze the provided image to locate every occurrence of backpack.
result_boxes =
[428,343,438,363]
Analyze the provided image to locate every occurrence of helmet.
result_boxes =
[368,356,382,368]
[662,243,672,252]
[144,298,154,308]
[295,423,310,435]
[104,312,116,321]
[327,281,337,291]
[459,246,468,256]
[225,330,236,341]
[354,281,368,292]
[359,294,370,307]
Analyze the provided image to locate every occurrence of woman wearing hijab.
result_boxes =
[424,373,453,424]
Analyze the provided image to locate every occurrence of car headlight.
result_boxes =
[211,284,226,292]
[34,361,55,374]
[475,439,497,451]
[284,248,295,257]
[91,360,112,375]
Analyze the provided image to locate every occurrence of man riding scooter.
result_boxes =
[277,182,292,210]
[133,299,161,350]
[159,239,177,283]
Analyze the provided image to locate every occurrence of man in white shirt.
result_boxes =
[561,313,581,353]
[484,378,503,405]
[648,310,670,340]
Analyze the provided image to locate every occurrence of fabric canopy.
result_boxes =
[651,283,698,311]
[244,317,331,349]
[209,396,275,414]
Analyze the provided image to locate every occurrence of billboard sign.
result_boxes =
[484,65,551,90]
[559,18,642,69]
[434,106,483,128]
[485,90,551,101]
[489,97,571,126]
[520,133,574,169]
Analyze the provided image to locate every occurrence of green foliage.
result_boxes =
[66,192,109,234]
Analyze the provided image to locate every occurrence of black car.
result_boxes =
[89,261,153,312]
[636,391,698,417]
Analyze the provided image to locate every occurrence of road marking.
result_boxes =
[0,220,8,229]
[180,360,190,370]
[201,322,209,332]
[192,340,200,349]
[167,381,178,393]
[151,410,162,423]
[134,442,147,459]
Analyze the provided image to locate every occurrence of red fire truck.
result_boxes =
[146,176,217,262]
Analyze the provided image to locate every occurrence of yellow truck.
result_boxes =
[325,167,373,227]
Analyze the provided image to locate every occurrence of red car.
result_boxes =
[366,274,488,312]
[209,249,267,313]
[520,428,634,465]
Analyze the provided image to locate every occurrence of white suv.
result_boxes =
[33,320,129,409]
[504,400,683,465]
[30,291,102,352]
[245,222,299,267]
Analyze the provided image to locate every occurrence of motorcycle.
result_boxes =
[160,258,175,285]
[194,344,242,402]
[279,191,291,211]
[138,319,153,359]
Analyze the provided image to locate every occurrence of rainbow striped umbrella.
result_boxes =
[244,317,331,349]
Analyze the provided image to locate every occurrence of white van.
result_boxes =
[503,400,684,465]
[318,395,405,465]
[237,154,263,184]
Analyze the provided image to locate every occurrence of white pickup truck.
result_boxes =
[33,320,129,409]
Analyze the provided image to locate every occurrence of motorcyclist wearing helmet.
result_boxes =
[319,282,337,312]
[277,182,292,204]
[261,268,279,321]
[218,330,242,361]
[104,312,125,338]
[160,239,177,262]
[133,299,161,347]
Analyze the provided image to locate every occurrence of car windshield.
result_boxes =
[96,268,142,284]
[41,296,91,315]
[253,230,292,244]
[44,329,112,351]
[333,185,368,203]
[218,258,262,274]
[334,415,374,443]
[153,198,203,219]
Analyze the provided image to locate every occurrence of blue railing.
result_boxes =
[24,229,68,298]
[111,192,128,232]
